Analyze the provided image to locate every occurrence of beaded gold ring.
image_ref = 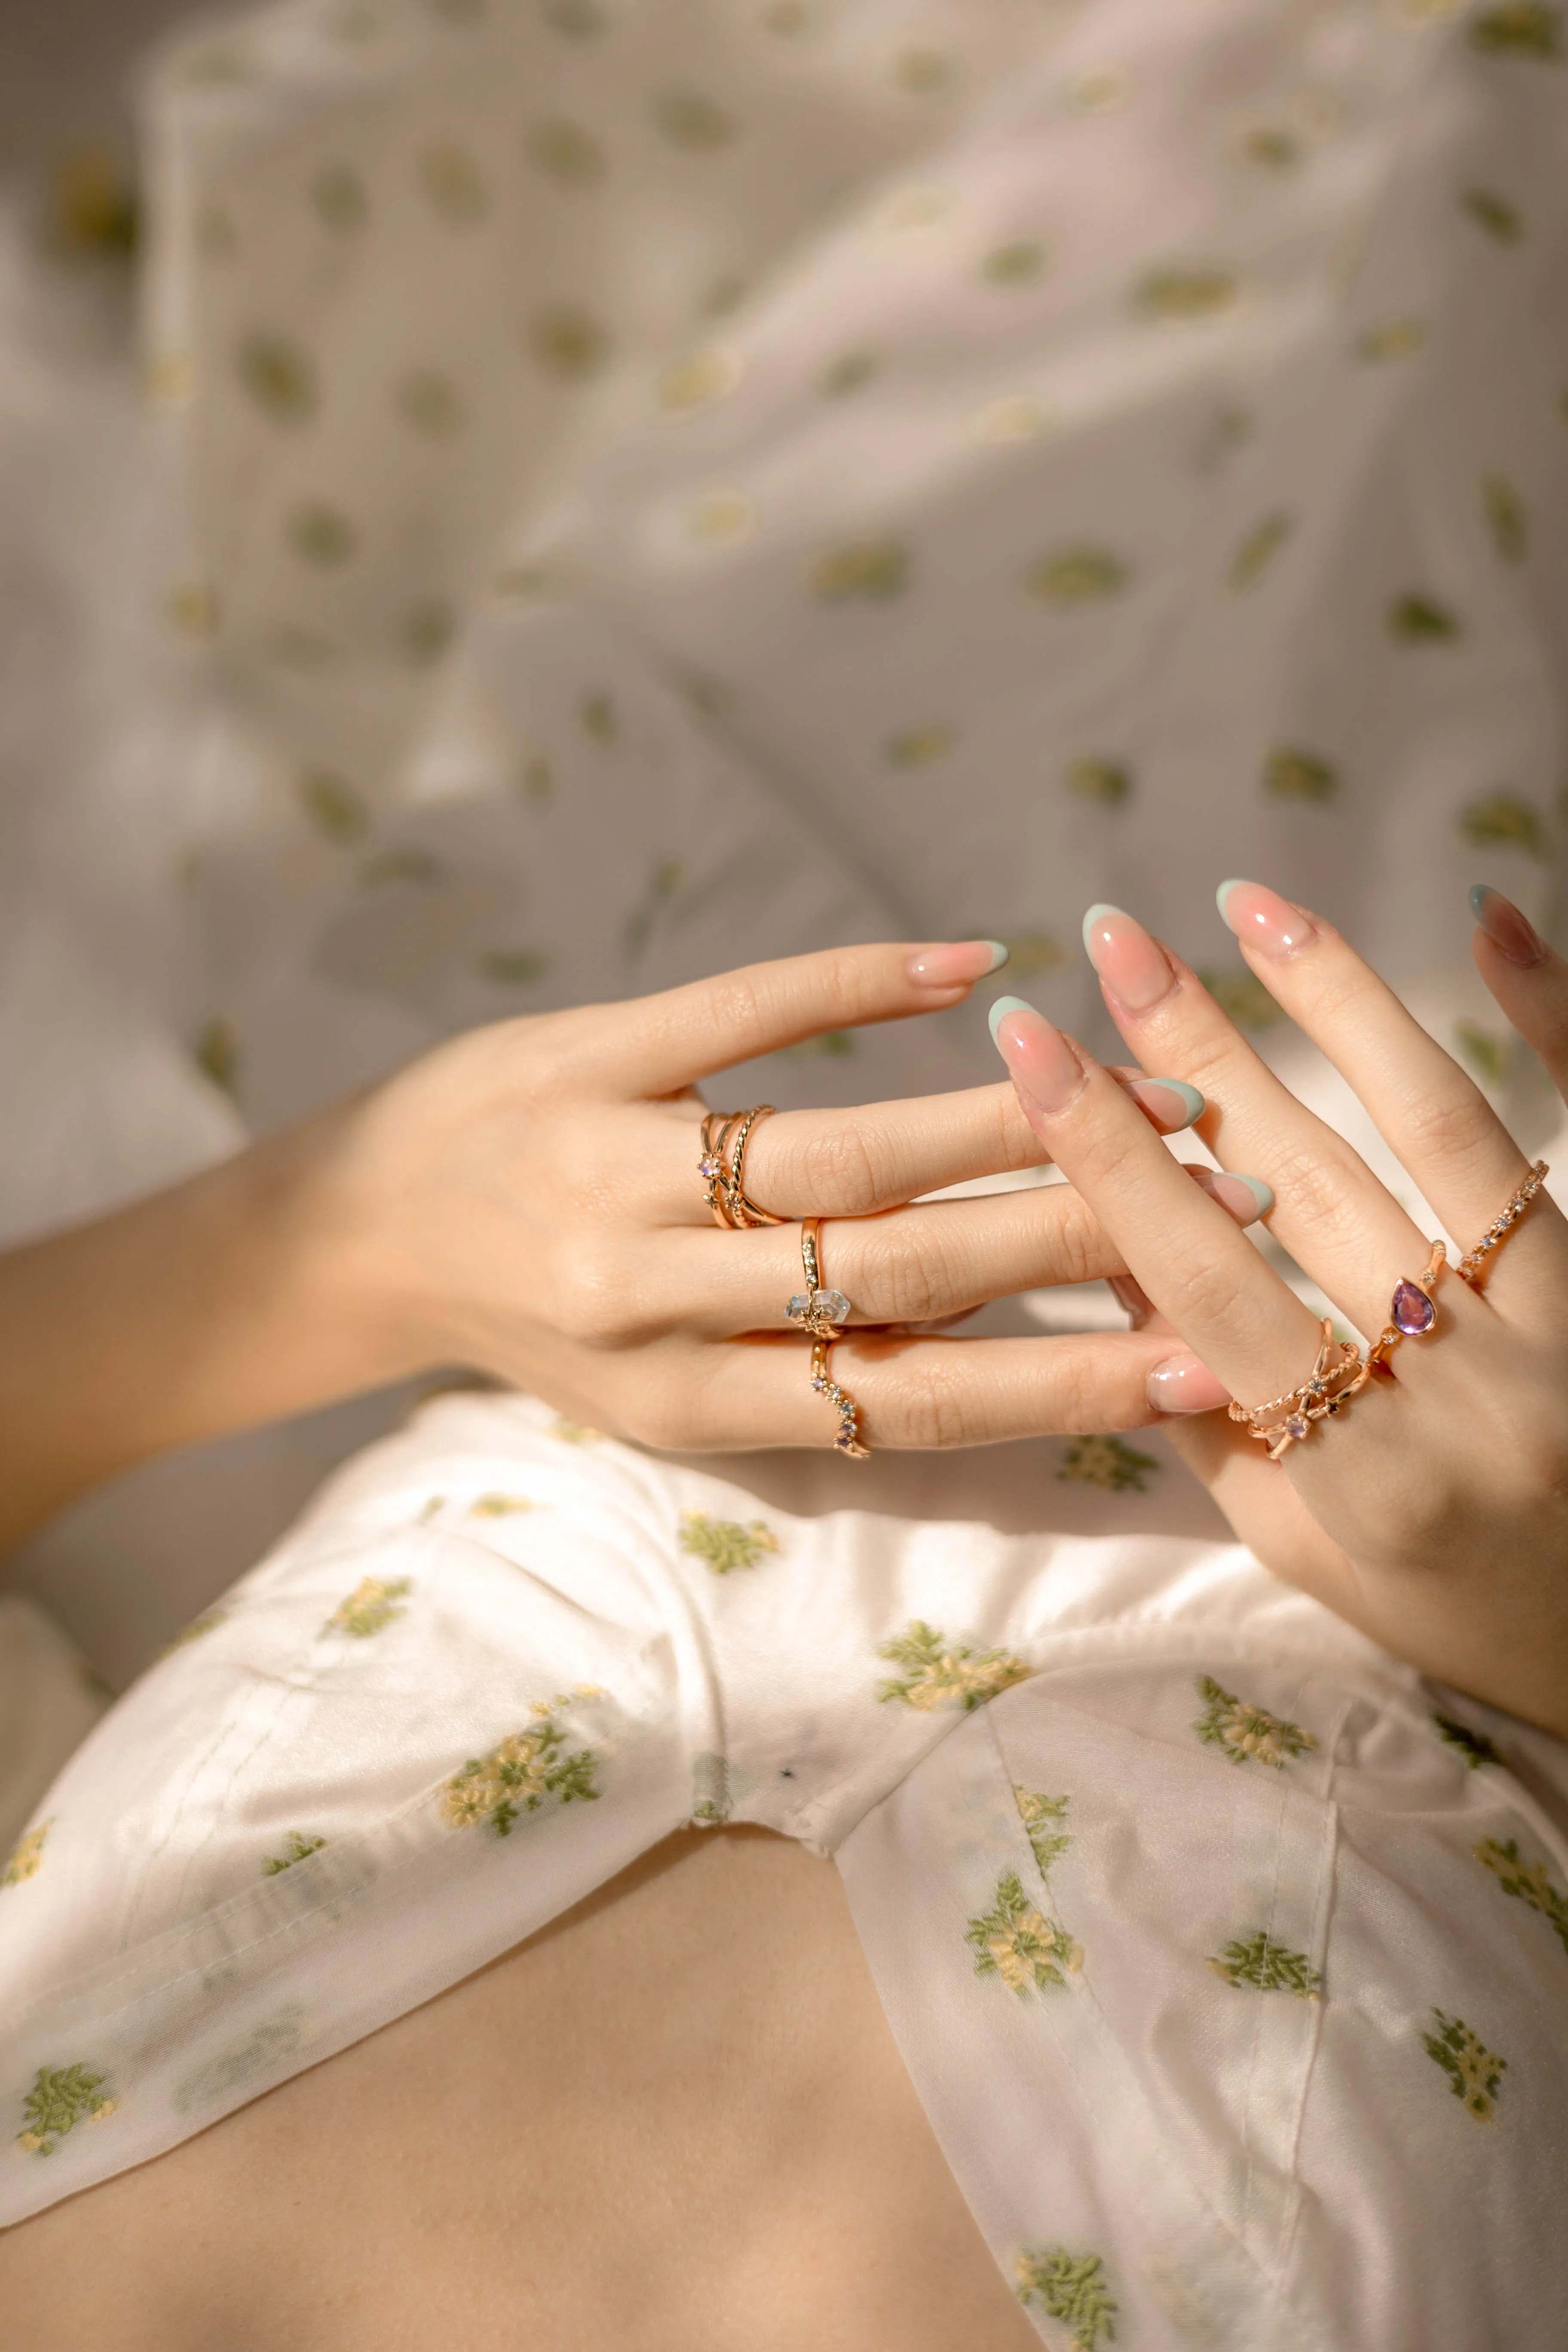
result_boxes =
[811,1337,870,1457]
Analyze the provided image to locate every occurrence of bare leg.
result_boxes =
[0,1827,1038,2352]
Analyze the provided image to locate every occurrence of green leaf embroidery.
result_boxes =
[1483,473,1528,560]
[157,1607,227,1658]
[1193,1674,1318,1768]
[1057,1435,1159,1492]
[17,2063,117,2155]
[1469,2,1560,54]
[550,1417,604,1444]
[415,139,489,222]
[988,933,1067,976]
[175,2006,311,2113]
[297,769,369,844]
[1433,1713,1503,1769]
[1014,1787,1071,1876]
[690,1752,732,1825]
[476,948,551,986]
[1207,1929,1322,1997]
[3,1820,51,1887]
[1475,1836,1568,1956]
[677,1511,781,1576]
[1454,1019,1513,1086]
[442,1693,603,1833]
[236,331,317,425]
[1014,2247,1118,2349]
[653,91,737,151]
[1229,511,1293,589]
[527,304,612,381]
[810,540,909,601]
[1195,968,1286,1029]
[886,723,954,767]
[877,1620,1031,1712]
[526,117,606,187]
[1422,2009,1506,2120]
[1135,267,1239,319]
[311,164,367,230]
[982,240,1047,285]
[1462,186,1524,243]
[892,45,956,94]
[1026,547,1130,606]
[193,1016,239,1095]
[821,350,879,397]
[262,1831,327,1877]
[1388,592,1461,642]
[286,499,358,566]
[1262,747,1338,802]
[967,1870,1082,1993]
[1355,318,1425,363]
[325,1576,411,1638]
[1458,793,1545,856]
[394,368,465,440]
[469,1493,536,1518]
[1063,758,1132,805]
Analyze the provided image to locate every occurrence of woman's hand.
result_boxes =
[0,939,1243,1557]
[990,885,1568,1739]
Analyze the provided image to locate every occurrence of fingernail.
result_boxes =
[1082,903,1176,1014]
[1216,878,1316,959]
[1191,1167,1274,1223]
[1124,1077,1204,1132]
[1109,1274,1153,1327]
[1470,884,1546,970]
[1147,1353,1232,1415]
[907,939,1010,986]
[989,996,1086,1115]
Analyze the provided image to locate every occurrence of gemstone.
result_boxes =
[786,1288,851,1324]
[1285,1415,1309,1440]
[1391,1279,1436,1336]
[698,1155,720,1177]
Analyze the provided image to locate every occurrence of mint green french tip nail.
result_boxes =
[988,993,1038,1046]
[1468,883,1493,922]
[1216,879,1246,923]
[1081,902,1124,955]
[980,940,1010,973]
[1229,1173,1275,1220]
[1145,1078,1204,1127]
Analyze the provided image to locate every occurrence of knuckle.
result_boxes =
[890,1354,976,1449]
[1393,1079,1498,1169]
[853,1223,950,1323]
[549,1240,640,1348]
[1266,1139,1368,1251]
[797,1123,887,1216]
[1045,1190,1110,1288]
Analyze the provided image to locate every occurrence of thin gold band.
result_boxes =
[811,1338,870,1457]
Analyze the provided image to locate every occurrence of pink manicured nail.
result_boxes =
[1147,1354,1231,1415]
[1216,879,1316,959]
[1470,885,1546,969]
[906,940,1010,987]
[988,997,1086,1115]
[1189,1167,1274,1224]
[1081,905,1176,1014]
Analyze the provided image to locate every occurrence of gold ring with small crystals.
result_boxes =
[785,1216,853,1337]
[811,1337,869,1457]
[697,1106,786,1229]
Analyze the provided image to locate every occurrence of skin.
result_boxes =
[3,890,1563,2334]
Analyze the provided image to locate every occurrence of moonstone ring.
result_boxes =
[786,1217,853,1337]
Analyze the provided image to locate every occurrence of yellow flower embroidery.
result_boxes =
[677,1511,781,1576]
[1014,2248,1118,2349]
[17,2064,117,2156]
[3,1820,51,1887]
[325,1576,411,1638]
[1423,2009,1506,2120]
[1027,548,1130,606]
[966,1870,1081,1992]
[657,348,741,412]
[441,1695,602,1834]
[469,1493,536,1518]
[1193,1674,1317,1768]
[1058,1435,1158,1491]
[550,1417,604,1444]
[877,1620,1031,1712]
[1475,1836,1568,1956]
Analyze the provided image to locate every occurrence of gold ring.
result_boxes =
[786,1216,853,1336]
[1228,1316,1362,1460]
[698,1106,786,1229]
[811,1337,869,1457]
[1289,1237,1448,1445]
[1456,1159,1548,1288]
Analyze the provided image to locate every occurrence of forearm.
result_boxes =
[0,1112,419,1560]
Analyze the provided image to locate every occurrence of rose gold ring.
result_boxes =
[1229,1317,1363,1461]
[786,1217,854,1336]
[697,1106,786,1229]
[811,1337,870,1457]
[1455,1159,1549,1288]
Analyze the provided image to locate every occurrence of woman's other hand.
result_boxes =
[990,888,1568,1737]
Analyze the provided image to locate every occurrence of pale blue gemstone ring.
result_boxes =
[786,1217,853,1337]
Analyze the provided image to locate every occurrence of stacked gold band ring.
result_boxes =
[698,1107,787,1230]
[1235,1164,1549,1461]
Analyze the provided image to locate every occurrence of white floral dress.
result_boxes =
[3,1389,1567,2351]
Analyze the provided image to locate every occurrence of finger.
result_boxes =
[677,1163,1265,1339]
[563,941,1011,1098]
[668,1327,1233,1452]
[1471,885,1568,1100]
[991,1000,1327,1403]
[1080,900,1453,1337]
[697,1069,1206,1224]
[1208,879,1534,1243]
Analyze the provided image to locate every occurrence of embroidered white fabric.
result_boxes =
[2,1390,1565,2351]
